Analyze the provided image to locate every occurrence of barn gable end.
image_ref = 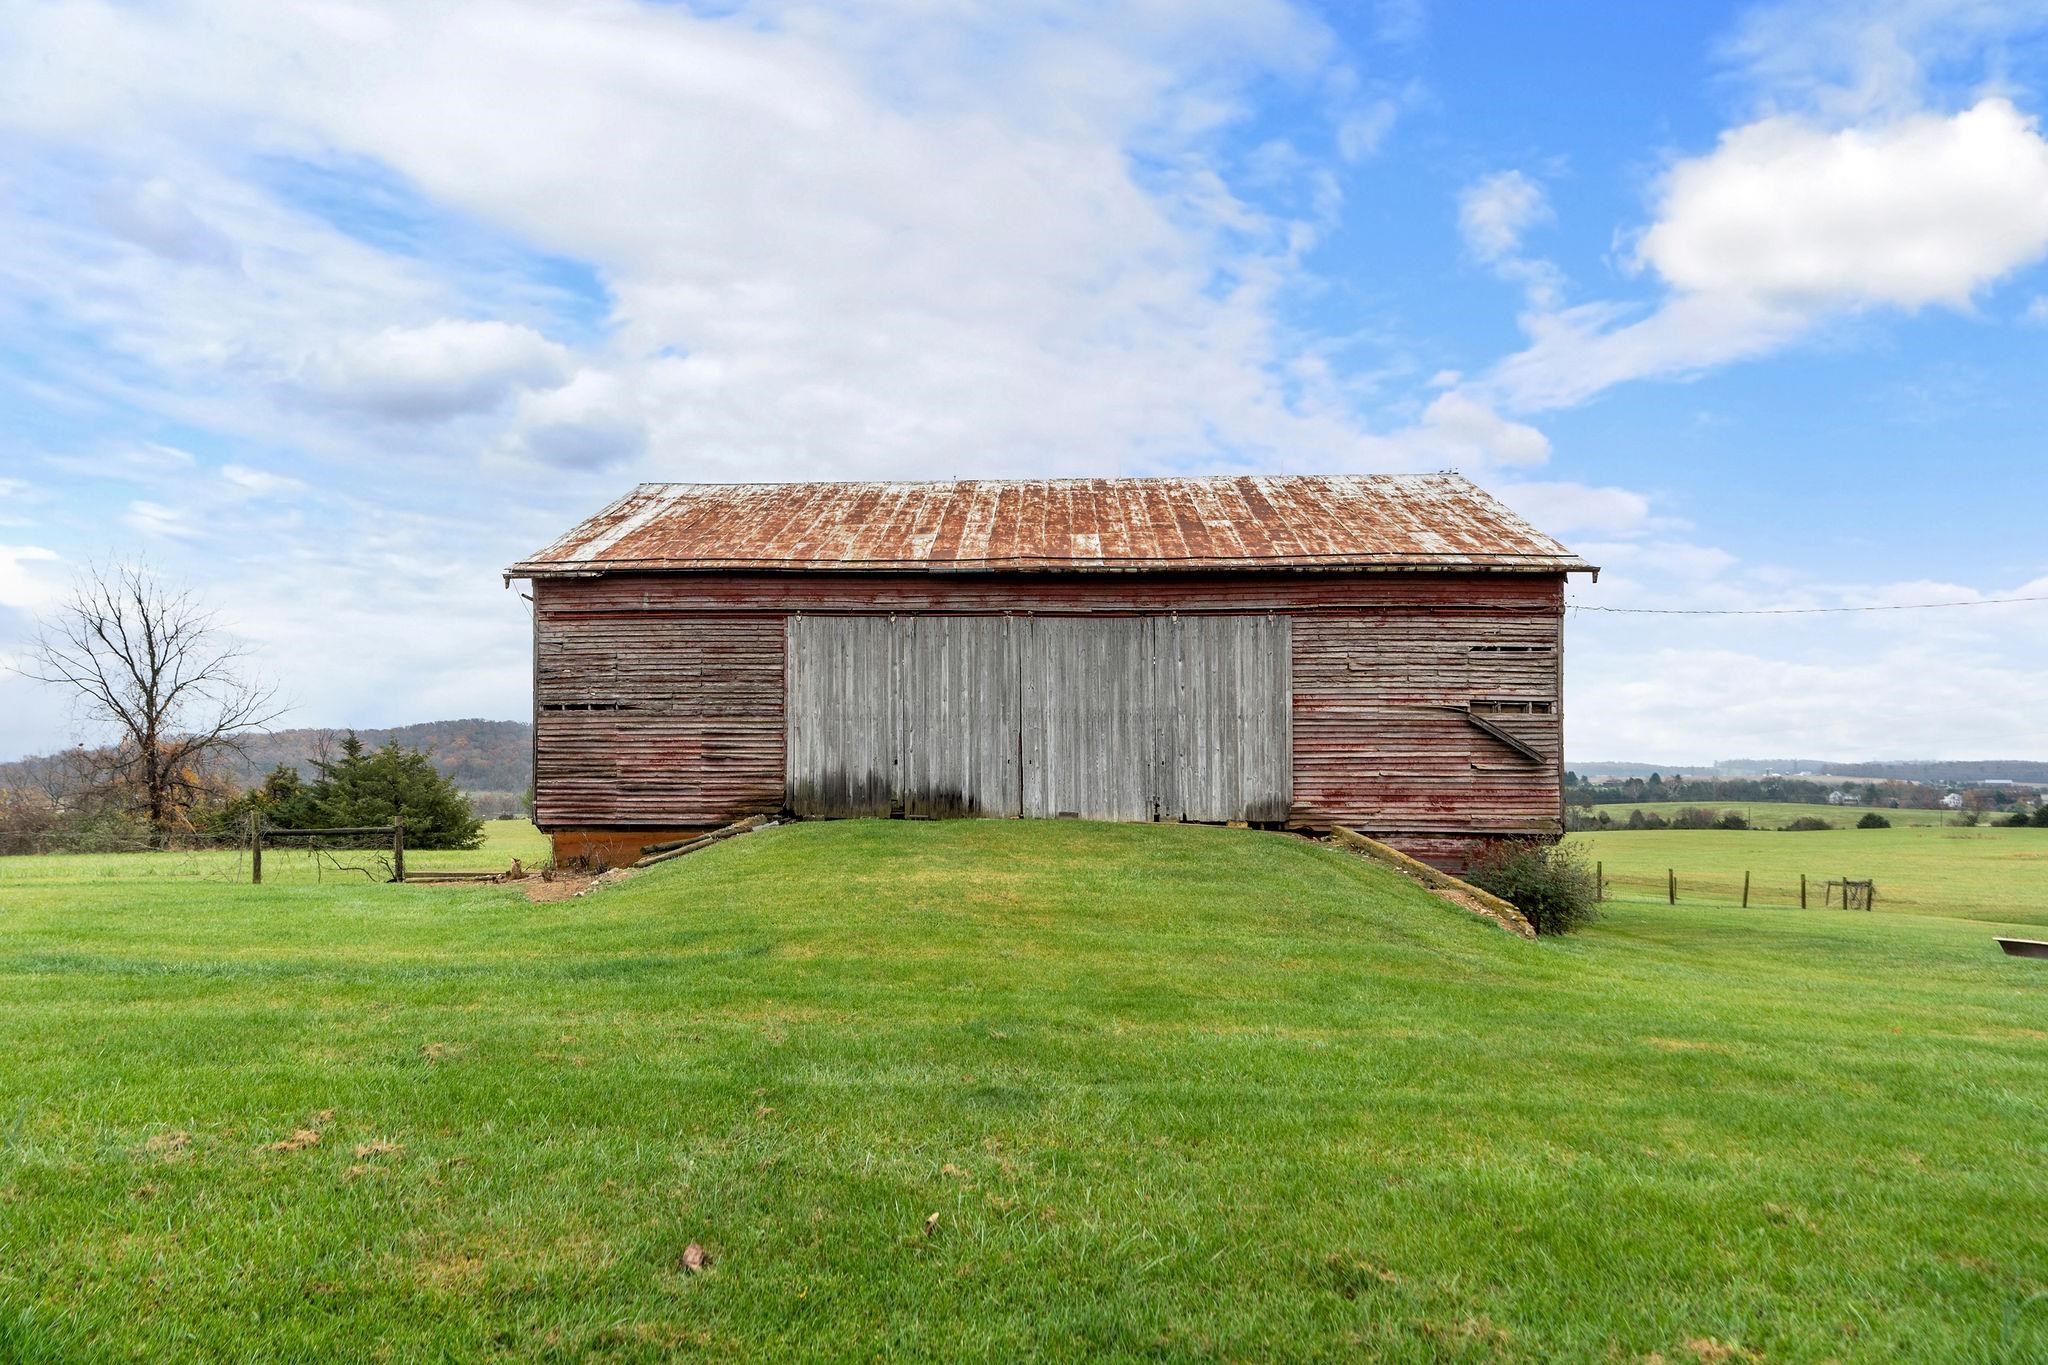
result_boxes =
[510,475,1593,870]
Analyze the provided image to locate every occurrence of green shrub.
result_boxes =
[1856,812,1891,829]
[2034,806,2048,828]
[1714,811,1749,830]
[1784,816,1833,831]
[2000,812,2031,828]
[1464,839,1600,936]
[1670,806,1719,830]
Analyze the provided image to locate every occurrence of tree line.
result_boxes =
[1565,771,2042,813]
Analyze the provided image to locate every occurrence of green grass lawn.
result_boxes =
[3,820,2046,1361]
[1579,823,2048,926]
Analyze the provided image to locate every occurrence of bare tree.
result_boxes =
[23,562,285,831]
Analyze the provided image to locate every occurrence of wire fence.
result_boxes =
[0,828,251,881]
[1597,865,1877,911]
[0,826,402,884]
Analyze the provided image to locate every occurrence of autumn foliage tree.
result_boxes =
[23,562,283,834]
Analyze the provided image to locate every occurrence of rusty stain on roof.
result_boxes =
[508,474,1594,577]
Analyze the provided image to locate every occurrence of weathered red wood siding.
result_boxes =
[532,570,1565,861]
[533,597,786,830]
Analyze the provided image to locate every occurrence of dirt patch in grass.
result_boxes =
[1644,1037,1739,1056]
[415,1252,490,1293]
[142,1130,191,1161]
[521,872,601,903]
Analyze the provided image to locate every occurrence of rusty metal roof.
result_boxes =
[507,474,1593,577]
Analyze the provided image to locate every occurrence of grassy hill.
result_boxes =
[2,820,2045,1360]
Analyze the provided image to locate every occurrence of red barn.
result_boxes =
[507,474,1594,868]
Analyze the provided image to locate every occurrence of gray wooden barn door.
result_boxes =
[786,616,1021,818]
[787,614,1289,822]
[1019,615,1291,823]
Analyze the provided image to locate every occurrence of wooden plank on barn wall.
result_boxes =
[534,602,784,829]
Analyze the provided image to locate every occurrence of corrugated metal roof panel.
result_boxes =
[507,474,1593,576]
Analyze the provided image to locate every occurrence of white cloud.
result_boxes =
[1566,567,2048,759]
[2025,295,2048,324]
[293,319,570,422]
[1473,0,2048,413]
[1638,99,2048,309]
[1459,170,1550,262]
[1390,391,1550,468]
[1373,0,1428,47]
[1458,169,1564,310]
[220,464,310,498]
[0,0,1451,483]
[1568,632,2048,760]
[123,500,200,540]
[0,0,1475,759]
[1488,98,2048,409]
[1718,0,2048,121]
[1335,99,1399,161]
[1494,481,1655,538]
[500,368,648,471]
[0,478,39,528]
[1585,538,1738,582]
[44,442,198,479]
[92,177,241,270]
[0,546,62,611]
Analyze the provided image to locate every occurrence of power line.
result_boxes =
[1567,593,2048,617]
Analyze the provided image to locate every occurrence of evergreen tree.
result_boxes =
[308,734,484,849]
[207,763,318,833]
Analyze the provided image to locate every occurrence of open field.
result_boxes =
[3,819,2046,1361]
[1579,822,2048,926]
[0,818,551,888]
[1579,800,1977,829]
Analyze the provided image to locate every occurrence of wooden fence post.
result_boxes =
[1800,873,1807,909]
[1742,870,1751,908]
[249,811,262,886]
[392,816,406,884]
[1867,881,1876,912]
[1668,868,1676,905]
[1596,861,1603,902]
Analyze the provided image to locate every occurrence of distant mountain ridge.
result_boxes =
[2,719,533,796]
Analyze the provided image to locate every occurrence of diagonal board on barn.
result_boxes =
[788,615,1290,823]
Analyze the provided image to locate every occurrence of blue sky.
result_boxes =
[3,0,2047,763]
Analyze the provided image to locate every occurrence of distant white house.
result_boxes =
[1941,792,1964,810]
[1826,790,1850,805]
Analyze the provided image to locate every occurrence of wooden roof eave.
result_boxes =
[505,557,1598,583]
